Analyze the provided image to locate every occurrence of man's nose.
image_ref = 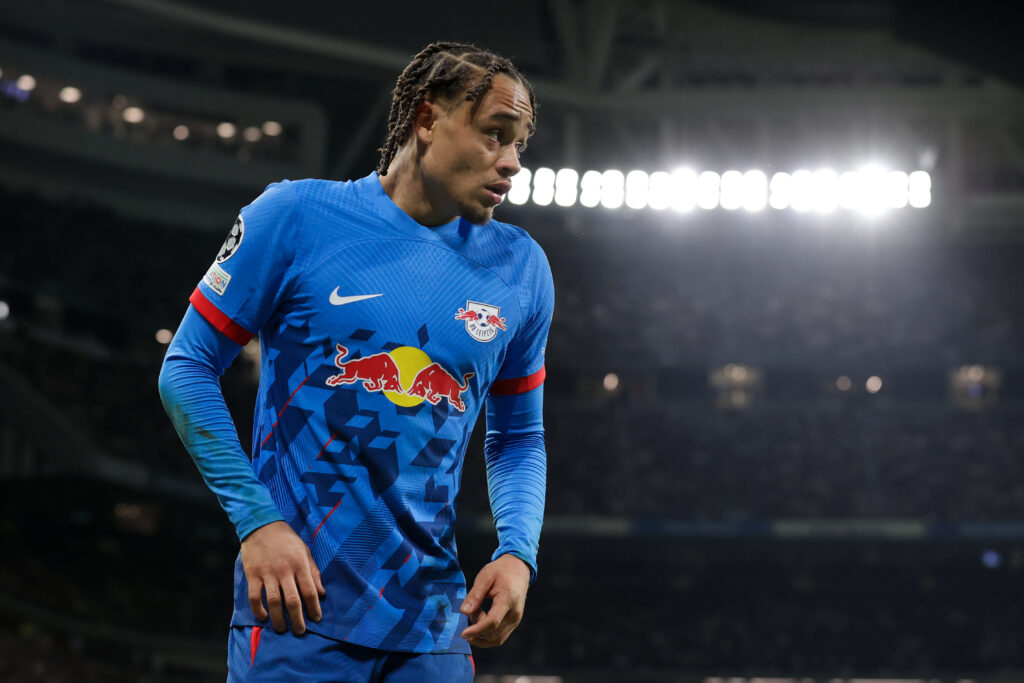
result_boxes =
[497,147,522,177]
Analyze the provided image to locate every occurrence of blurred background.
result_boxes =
[2,1,1024,681]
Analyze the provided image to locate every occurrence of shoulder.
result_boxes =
[477,217,554,308]
[483,217,550,267]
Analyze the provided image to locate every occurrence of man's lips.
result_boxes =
[483,181,512,205]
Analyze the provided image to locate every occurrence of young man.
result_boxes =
[158,42,552,682]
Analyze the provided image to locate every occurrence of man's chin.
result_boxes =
[460,204,494,225]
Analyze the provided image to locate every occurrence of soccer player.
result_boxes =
[158,42,552,682]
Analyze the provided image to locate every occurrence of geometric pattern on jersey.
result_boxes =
[193,172,554,654]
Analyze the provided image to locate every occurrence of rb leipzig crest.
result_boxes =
[454,301,506,343]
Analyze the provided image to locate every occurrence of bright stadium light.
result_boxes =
[16,74,36,92]
[866,375,883,393]
[790,170,814,212]
[670,168,698,212]
[59,86,81,104]
[742,170,768,212]
[625,170,650,209]
[856,166,890,215]
[123,106,145,123]
[909,170,931,208]
[507,167,531,205]
[836,375,852,391]
[769,172,792,210]
[812,169,839,213]
[262,120,283,136]
[243,126,263,142]
[600,170,625,209]
[579,170,602,208]
[886,171,909,208]
[696,171,720,210]
[155,329,173,344]
[531,167,555,206]
[719,170,744,210]
[554,168,579,207]
[173,124,190,141]
[647,171,672,210]
[217,122,237,139]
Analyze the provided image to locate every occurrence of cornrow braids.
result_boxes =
[377,41,537,176]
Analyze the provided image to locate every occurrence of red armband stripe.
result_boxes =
[489,365,546,396]
[189,287,254,346]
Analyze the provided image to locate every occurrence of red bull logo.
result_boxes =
[456,301,506,343]
[326,344,474,412]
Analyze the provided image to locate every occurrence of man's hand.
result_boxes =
[459,553,531,647]
[240,521,326,636]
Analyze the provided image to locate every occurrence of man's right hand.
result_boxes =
[240,521,326,635]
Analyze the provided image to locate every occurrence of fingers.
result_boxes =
[306,545,327,597]
[264,577,287,634]
[281,578,306,635]
[460,569,493,618]
[461,590,512,642]
[248,577,268,621]
[296,562,323,624]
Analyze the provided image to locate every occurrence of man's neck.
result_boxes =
[379,157,456,227]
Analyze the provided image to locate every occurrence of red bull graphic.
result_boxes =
[456,301,506,343]
[325,344,473,412]
[407,363,475,412]
[326,344,403,392]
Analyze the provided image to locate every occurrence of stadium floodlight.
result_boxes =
[866,375,883,393]
[812,169,839,213]
[531,167,555,206]
[554,168,579,207]
[885,171,910,209]
[670,168,698,212]
[908,170,931,208]
[647,171,672,210]
[123,106,145,123]
[836,376,852,391]
[742,170,768,212]
[790,169,815,212]
[625,170,650,210]
[507,167,531,205]
[243,126,263,142]
[15,74,36,92]
[173,125,190,141]
[600,170,625,209]
[217,122,237,139]
[603,373,620,392]
[155,329,173,344]
[769,172,792,210]
[58,86,81,104]
[696,171,720,210]
[853,166,890,215]
[262,120,283,136]
[719,170,744,211]
[579,170,602,208]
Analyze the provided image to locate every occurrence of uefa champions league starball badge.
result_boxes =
[216,215,244,263]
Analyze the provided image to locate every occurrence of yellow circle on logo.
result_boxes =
[383,346,432,407]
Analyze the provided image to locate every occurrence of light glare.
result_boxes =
[507,168,531,205]
[531,167,555,206]
[625,170,650,210]
[262,120,283,136]
[173,125,190,141]
[696,171,720,210]
[123,106,145,123]
[579,171,602,208]
[670,168,698,212]
[217,122,237,139]
[58,86,81,103]
[554,168,579,207]
[16,74,36,92]
[742,170,768,212]
[600,170,625,209]
[647,172,672,210]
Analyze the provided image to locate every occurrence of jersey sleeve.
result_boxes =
[489,244,554,396]
[190,180,302,345]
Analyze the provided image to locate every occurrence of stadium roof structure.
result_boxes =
[0,0,1022,231]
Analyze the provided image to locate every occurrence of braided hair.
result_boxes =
[377,42,537,176]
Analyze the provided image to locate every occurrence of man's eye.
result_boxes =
[487,130,501,141]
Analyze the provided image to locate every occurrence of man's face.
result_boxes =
[420,73,533,225]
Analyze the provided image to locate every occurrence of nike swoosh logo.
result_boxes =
[330,289,383,306]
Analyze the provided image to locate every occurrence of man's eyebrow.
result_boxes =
[485,110,536,136]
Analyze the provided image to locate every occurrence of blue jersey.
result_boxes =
[188,172,553,654]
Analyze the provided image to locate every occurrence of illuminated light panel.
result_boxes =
[123,106,145,123]
[531,167,555,206]
[16,74,36,92]
[670,168,698,212]
[554,168,579,207]
[696,171,720,210]
[600,170,625,209]
[647,171,672,210]
[506,167,931,213]
[625,170,649,209]
[719,170,744,211]
[59,86,81,103]
[507,168,531,205]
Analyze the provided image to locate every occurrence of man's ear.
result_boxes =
[412,100,438,145]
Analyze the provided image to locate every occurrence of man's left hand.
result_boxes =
[459,553,531,647]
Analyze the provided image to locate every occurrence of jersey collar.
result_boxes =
[366,171,467,244]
